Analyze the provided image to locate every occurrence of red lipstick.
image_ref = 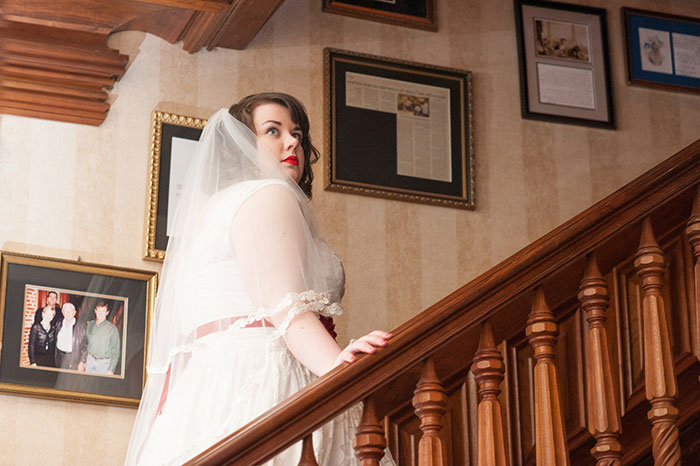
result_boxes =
[282,155,298,166]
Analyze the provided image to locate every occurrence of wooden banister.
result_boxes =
[187,139,700,465]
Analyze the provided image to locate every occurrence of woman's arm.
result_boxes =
[233,183,390,376]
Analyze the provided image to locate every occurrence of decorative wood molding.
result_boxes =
[0,0,285,125]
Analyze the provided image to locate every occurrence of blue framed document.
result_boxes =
[623,8,700,93]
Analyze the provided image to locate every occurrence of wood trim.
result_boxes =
[186,140,700,464]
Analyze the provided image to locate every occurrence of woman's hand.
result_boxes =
[332,330,392,368]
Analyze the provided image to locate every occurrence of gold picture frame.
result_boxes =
[322,0,437,31]
[144,111,207,261]
[0,251,157,406]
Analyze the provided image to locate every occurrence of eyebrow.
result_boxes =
[262,120,301,131]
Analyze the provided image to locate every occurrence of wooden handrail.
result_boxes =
[188,138,700,465]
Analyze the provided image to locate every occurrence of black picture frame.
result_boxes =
[0,252,157,406]
[322,0,437,31]
[144,111,206,261]
[324,48,474,209]
[514,0,615,128]
[623,8,700,94]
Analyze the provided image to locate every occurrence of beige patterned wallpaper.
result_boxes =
[0,0,698,464]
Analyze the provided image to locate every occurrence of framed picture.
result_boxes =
[322,0,436,31]
[144,111,206,261]
[0,252,157,406]
[514,0,615,128]
[324,48,474,209]
[623,8,700,93]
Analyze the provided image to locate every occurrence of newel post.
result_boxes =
[634,217,681,466]
[578,254,622,465]
[412,357,447,466]
[686,187,700,363]
[526,287,571,466]
[471,321,509,466]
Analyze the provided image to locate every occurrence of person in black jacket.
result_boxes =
[54,302,88,371]
[29,296,58,367]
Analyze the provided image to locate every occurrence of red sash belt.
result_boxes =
[156,317,272,416]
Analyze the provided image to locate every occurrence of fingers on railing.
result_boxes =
[471,321,509,466]
[297,434,319,466]
[526,287,571,466]
[634,218,681,465]
[353,398,387,465]
[578,254,622,465]
[412,357,447,466]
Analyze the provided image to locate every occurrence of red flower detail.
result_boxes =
[319,315,337,340]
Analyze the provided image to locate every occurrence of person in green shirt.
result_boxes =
[86,300,120,375]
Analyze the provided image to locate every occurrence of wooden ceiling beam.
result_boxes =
[0,0,287,125]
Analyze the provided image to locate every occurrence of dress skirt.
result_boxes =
[135,327,392,466]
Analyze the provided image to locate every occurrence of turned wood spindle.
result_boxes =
[297,434,319,466]
[686,187,700,364]
[526,287,571,466]
[634,217,681,466]
[471,321,509,466]
[353,398,387,465]
[412,357,447,466]
[578,254,622,466]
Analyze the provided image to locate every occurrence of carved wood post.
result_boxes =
[297,434,319,466]
[686,187,700,365]
[353,398,387,465]
[471,321,509,466]
[412,357,447,466]
[634,217,681,466]
[526,287,571,466]
[578,254,622,466]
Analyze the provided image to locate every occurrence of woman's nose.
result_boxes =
[285,134,300,150]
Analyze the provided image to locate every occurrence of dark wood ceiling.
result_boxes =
[0,0,286,125]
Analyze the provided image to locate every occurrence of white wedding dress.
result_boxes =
[125,110,396,465]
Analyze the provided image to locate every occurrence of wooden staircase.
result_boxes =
[188,138,700,465]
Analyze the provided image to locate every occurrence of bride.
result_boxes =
[125,93,395,465]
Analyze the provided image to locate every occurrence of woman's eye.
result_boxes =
[293,132,302,141]
[265,127,279,136]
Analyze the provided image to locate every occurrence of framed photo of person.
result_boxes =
[144,111,206,261]
[623,8,700,93]
[322,0,437,31]
[0,252,157,406]
[514,0,615,128]
[324,48,474,209]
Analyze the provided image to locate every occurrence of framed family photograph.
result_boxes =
[322,0,436,31]
[324,48,474,209]
[0,252,157,406]
[144,111,206,261]
[623,8,700,93]
[514,0,615,128]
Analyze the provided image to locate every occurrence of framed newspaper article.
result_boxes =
[322,0,437,31]
[623,8,700,93]
[0,252,157,406]
[324,48,474,209]
[144,111,206,261]
[514,0,615,128]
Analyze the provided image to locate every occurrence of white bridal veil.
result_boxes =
[125,109,343,464]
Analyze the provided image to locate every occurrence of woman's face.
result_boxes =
[252,103,305,183]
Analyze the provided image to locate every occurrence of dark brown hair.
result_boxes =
[228,92,319,198]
